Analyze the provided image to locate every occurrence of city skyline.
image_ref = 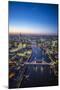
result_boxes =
[9,1,58,35]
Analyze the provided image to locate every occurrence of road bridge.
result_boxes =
[24,60,54,66]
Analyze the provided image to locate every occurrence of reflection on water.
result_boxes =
[20,65,58,88]
[33,66,43,72]
[41,66,43,72]
[33,66,38,72]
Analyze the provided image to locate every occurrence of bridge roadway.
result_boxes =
[24,60,54,66]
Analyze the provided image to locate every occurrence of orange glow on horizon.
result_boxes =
[9,26,57,35]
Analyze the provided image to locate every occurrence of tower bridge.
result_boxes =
[24,60,54,66]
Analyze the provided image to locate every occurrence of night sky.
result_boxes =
[9,1,58,35]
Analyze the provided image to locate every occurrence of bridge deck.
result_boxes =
[24,62,54,66]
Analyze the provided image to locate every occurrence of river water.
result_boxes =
[20,45,58,88]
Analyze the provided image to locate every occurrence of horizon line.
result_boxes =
[9,32,57,36]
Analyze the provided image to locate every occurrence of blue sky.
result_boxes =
[9,1,58,35]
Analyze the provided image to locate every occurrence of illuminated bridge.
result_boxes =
[24,60,54,66]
